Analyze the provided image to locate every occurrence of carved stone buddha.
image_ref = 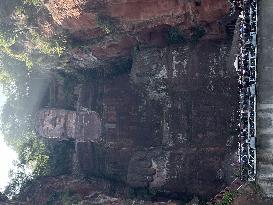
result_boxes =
[35,41,238,198]
[36,108,101,142]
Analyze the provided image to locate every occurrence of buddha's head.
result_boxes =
[35,108,102,141]
[36,108,76,139]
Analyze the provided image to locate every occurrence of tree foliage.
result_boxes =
[22,0,42,6]
[4,162,33,198]
[0,0,68,150]
[0,0,71,198]
[4,135,75,198]
[18,133,50,176]
[220,192,235,205]
[3,132,50,198]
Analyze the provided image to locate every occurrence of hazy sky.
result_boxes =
[0,90,18,191]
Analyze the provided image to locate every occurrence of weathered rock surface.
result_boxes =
[36,39,239,200]
[42,0,232,70]
[15,176,179,205]
[29,0,241,203]
[36,108,102,141]
[230,183,273,205]
[45,0,230,40]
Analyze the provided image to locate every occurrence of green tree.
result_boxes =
[4,162,32,198]
[0,0,73,199]
[3,134,75,198]
[220,192,235,205]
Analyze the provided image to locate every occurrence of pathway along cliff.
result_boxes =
[257,0,273,197]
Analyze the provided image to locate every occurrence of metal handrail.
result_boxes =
[237,0,258,182]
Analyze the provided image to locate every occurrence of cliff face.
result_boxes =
[20,0,241,204]
[42,0,232,70]
[72,40,238,198]
[15,176,179,205]
[45,0,230,38]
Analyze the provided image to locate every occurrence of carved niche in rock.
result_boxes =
[34,40,238,198]
[35,108,102,141]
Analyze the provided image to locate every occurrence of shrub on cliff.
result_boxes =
[96,14,117,34]
[23,0,41,6]
[0,0,68,70]
[220,192,235,205]
[166,27,185,45]
[166,25,206,45]
[190,26,206,44]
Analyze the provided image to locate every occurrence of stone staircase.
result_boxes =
[257,104,273,197]
[206,178,243,205]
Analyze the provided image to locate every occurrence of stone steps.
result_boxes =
[257,179,273,197]
[257,134,273,148]
[258,152,273,163]
[258,164,273,175]
[206,178,242,205]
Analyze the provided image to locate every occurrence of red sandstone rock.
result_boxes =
[44,0,231,65]
[91,36,137,59]
[45,0,230,35]
[44,0,104,40]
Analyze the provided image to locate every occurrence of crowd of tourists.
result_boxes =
[235,0,257,181]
